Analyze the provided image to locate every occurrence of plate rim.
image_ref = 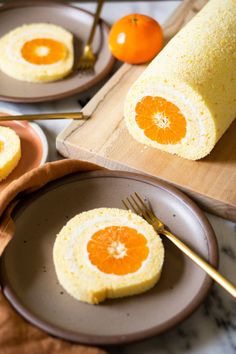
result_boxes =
[0,170,219,345]
[0,0,115,103]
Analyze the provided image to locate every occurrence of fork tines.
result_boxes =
[122,192,155,225]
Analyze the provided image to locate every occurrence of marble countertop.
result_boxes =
[0,1,235,354]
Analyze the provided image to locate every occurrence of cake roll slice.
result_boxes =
[0,127,21,181]
[124,0,236,160]
[53,208,164,304]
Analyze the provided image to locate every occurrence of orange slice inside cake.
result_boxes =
[87,226,149,275]
[135,96,186,145]
[53,208,164,304]
[21,38,68,65]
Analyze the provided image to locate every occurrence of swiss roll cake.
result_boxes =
[0,24,74,83]
[124,0,236,160]
[0,126,21,181]
[53,208,164,304]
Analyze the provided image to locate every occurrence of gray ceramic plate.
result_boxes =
[0,1,115,102]
[0,171,218,345]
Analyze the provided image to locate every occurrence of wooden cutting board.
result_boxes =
[57,0,236,222]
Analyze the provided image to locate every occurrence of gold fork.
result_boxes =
[77,0,104,71]
[122,192,236,298]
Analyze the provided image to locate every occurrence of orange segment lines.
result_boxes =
[87,226,149,275]
[135,95,187,144]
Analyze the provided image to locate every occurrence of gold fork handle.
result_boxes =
[163,229,236,297]
[0,112,85,121]
[87,0,105,47]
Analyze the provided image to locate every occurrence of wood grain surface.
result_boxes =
[57,0,236,221]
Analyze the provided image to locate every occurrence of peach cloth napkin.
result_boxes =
[0,159,107,354]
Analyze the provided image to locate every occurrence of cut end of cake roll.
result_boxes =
[124,80,216,160]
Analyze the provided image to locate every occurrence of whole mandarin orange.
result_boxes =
[108,14,163,64]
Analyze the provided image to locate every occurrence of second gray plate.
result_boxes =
[0,171,218,345]
[0,1,115,102]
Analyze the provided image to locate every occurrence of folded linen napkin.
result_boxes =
[0,159,107,354]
